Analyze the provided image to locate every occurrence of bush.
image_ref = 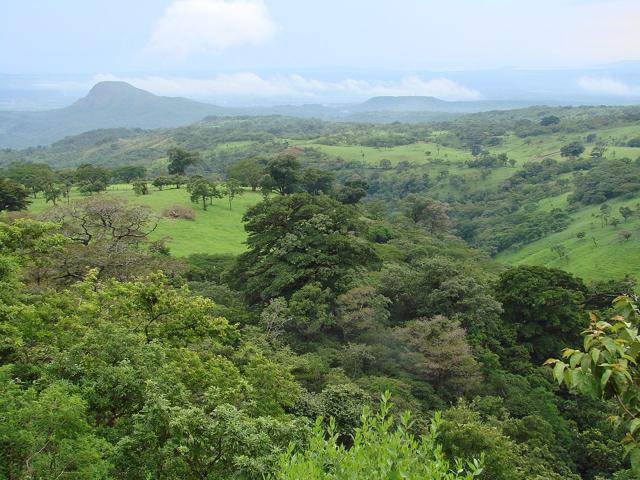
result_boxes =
[272,393,483,479]
[162,205,196,220]
[366,224,394,243]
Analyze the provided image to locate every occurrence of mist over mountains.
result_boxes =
[1,59,640,149]
[0,81,526,148]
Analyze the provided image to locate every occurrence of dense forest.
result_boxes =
[0,106,640,479]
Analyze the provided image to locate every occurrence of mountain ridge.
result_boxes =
[0,81,528,149]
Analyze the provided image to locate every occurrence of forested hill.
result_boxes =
[0,81,236,148]
[3,103,640,282]
[0,81,576,149]
[1,99,640,478]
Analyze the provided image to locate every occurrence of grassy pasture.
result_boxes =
[29,185,262,257]
[497,195,640,281]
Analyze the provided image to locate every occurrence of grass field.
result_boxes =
[29,185,262,256]
[497,196,640,281]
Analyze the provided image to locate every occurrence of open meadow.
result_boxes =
[29,185,262,256]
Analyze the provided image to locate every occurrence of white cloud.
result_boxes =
[146,0,277,58]
[579,77,640,96]
[43,73,480,102]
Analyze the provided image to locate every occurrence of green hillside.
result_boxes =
[497,195,640,281]
[9,105,640,281]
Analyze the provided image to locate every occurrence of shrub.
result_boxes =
[366,224,394,243]
[162,205,196,220]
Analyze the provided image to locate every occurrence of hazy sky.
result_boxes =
[2,0,639,102]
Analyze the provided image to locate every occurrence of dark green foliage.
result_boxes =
[440,402,579,480]
[495,265,587,361]
[264,154,302,195]
[560,141,586,158]
[167,147,199,175]
[74,163,110,194]
[379,258,502,347]
[569,159,640,205]
[0,176,30,211]
[185,253,236,282]
[230,193,380,305]
[540,115,561,126]
[226,158,265,191]
[3,163,57,198]
[404,195,452,234]
[334,176,368,204]
[112,165,146,183]
[366,223,394,243]
[300,167,334,195]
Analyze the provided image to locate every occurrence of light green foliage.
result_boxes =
[546,296,640,474]
[132,179,149,195]
[187,175,220,210]
[0,235,307,479]
[0,372,113,479]
[28,184,263,256]
[274,394,483,480]
[440,402,579,480]
[223,178,243,210]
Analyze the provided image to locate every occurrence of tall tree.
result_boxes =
[300,168,334,195]
[230,193,380,304]
[264,154,301,195]
[334,176,368,205]
[0,177,30,211]
[167,147,199,175]
[223,179,243,210]
[404,195,452,234]
[394,315,481,396]
[74,164,110,194]
[40,196,170,285]
[495,265,588,361]
[112,165,146,183]
[188,176,220,211]
[226,158,265,192]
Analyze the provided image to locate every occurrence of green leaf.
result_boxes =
[629,418,640,435]
[570,352,583,368]
[601,337,618,355]
[553,362,566,385]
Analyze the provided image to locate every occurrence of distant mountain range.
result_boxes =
[0,81,530,148]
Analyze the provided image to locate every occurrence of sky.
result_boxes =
[1,0,640,105]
